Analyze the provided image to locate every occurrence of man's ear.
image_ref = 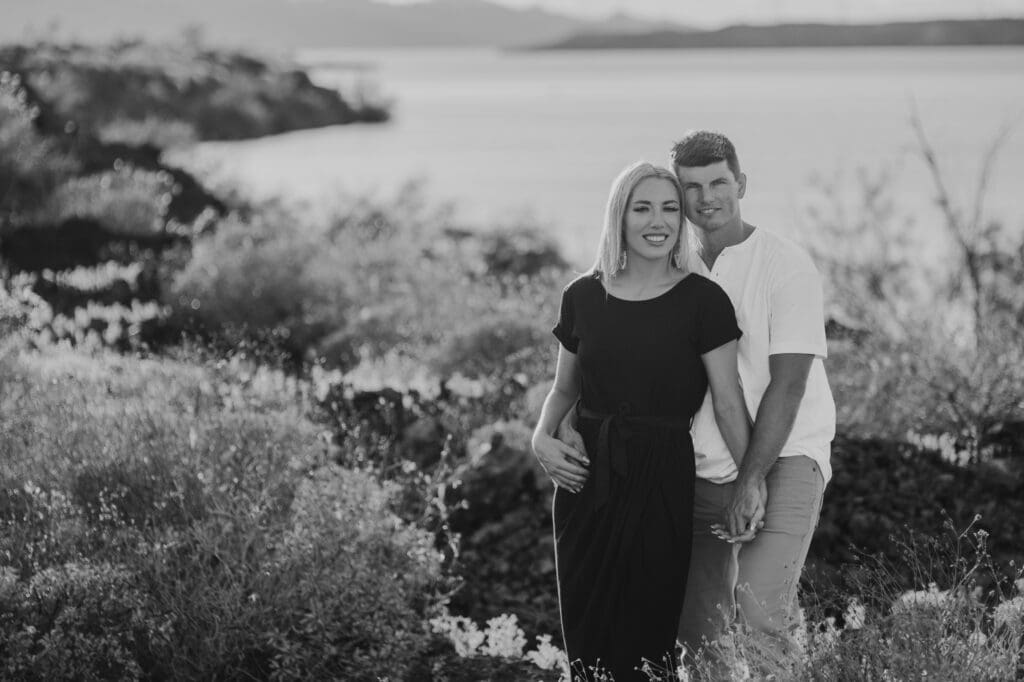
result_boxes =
[737,172,747,199]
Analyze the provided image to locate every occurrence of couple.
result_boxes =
[531,130,835,680]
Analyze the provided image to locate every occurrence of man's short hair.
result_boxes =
[670,130,741,180]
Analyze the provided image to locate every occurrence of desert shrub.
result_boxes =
[803,127,1024,459]
[96,115,197,149]
[0,561,167,681]
[0,71,78,219]
[827,310,1024,459]
[430,316,547,380]
[0,345,323,492]
[267,466,445,679]
[476,228,568,278]
[0,483,102,578]
[39,163,178,237]
[166,212,350,357]
[133,465,446,680]
[70,455,206,530]
[165,184,566,368]
[0,345,452,679]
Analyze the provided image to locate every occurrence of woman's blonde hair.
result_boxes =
[591,161,689,286]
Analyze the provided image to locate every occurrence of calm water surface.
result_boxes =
[174,47,1024,266]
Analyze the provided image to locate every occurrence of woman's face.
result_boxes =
[622,177,682,266]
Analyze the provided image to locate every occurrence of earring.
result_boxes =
[672,246,683,270]
[618,249,627,271]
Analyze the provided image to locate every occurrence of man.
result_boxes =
[671,130,835,661]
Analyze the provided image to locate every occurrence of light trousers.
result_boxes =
[677,455,825,662]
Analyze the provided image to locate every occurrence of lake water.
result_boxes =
[174,47,1024,267]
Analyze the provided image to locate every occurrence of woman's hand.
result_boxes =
[532,432,589,493]
[711,479,768,543]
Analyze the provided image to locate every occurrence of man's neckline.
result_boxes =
[697,225,759,269]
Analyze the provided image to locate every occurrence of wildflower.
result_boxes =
[993,595,1024,630]
[481,613,527,658]
[844,597,866,630]
[446,372,489,399]
[524,634,569,673]
[893,582,949,614]
[811,616,841,653]
[429,614,484,657]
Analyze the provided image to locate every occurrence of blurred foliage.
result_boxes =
[39,163,177,237]
[802,125,1024,463]
[0,72,79,221]
[0,40,389,142]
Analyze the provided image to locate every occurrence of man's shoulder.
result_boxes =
[753,228,819,275]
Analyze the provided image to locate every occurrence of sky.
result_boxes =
[377,0,1024,27]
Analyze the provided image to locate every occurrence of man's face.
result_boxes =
[674,160,746,234]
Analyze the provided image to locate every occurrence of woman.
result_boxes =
[531,162,750,680]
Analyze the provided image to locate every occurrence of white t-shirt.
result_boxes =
[688,228,836,484]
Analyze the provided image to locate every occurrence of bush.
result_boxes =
[0,562,166,681]
[431,316,547,379]
[166,212,351,357]
[266,466,445,680]
[0,71,78,220]
[40,163,178,238]
[803,123,1024,460]
[0,345,453,679]
[96,115,197,149]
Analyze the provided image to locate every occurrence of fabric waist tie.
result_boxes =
[577,404,691,510]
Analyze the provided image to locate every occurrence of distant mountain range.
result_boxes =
[534,18,1024,50]
[0,0,688,50]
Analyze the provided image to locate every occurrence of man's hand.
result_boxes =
[713,480,767,543]
[556,410,586,457]
[531,432,589,493]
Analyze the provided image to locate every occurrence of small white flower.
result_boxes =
[993,595,1024,630]
[893,583,949,614]
[524,634,568,673]
[429,614,484,657]
[844,598,866,630]
[481,613,527,658]
[446,372,489,399]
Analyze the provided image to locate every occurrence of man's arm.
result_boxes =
[723,353,813,537]
[532,345,589,492]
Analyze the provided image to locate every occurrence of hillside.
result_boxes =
[0,0,685,49]
[534,18,1024,49]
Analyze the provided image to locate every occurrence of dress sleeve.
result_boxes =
[698,279,742,354]
[552,283,579,353]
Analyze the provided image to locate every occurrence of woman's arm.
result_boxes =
[531,345,589,493]
[703,340,767,542]
[701,340,750,468]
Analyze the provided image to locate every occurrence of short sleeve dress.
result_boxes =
[551,272,741,681]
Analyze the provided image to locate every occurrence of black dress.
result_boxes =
[551,272,741,681]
